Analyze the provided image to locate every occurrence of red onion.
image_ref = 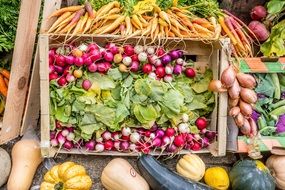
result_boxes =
[88,63,97,72]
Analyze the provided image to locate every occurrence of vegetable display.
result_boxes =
[40,161,92,190]
[176,153,205,181]
[48,41,217,154]
[204,167,229,190]
[7,139,43,190]
[229,160,275,190]
[138,154,212,190]
[101,158,150,190]
[266,155,285,190]
[0,147,11,187]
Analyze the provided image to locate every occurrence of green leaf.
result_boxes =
[149,80,168,101]
[107,68,123,80]
[187,99,207,110]
[55,106,69,123]
[134,79,151,96]
[139,104,158,121]
[89,73,116,89]
[267,1,285,14]
[87,104,116,127]
[122,75,133,88]
[114,103,130,124]
[162,89,184,113]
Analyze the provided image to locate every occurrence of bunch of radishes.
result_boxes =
[51,116,216,153]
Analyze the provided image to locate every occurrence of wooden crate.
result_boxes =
[39,34,229,157]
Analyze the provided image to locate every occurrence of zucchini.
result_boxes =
[138,155,212,190]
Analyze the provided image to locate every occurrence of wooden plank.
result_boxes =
[21,0,62,135]
[0,0,42,144]
[39,35,50,157]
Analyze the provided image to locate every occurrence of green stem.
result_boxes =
[258,126,276,136]
[272,73,281,100]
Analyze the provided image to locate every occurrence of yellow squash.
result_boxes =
[40,162,92,190]
[176,154,205,181]
[204,167,229,190]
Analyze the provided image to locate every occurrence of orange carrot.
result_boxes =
[4,78,8,87]
[0,68,10,79]
[224,16,245,51]
[0,74,8,97]
[218,16,238,45]
[48,5,84,18]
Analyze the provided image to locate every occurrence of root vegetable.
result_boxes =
[82,79,92,90]
[173,64,183,75]
[221,65,236,88]
[229,107,240,117]
[251,6,267,21]
[208,80,227,92]
[195,117,207,130]
[240,100,253,117]
[240,119,251,136]
[228,80,241,99]
[240,88,257,104]
[85,140,96,151]
[236,73,256,89]
[164,74,173,82]
[229,98,239,108]
[248,21,269,42]
[235,113,245,127]
[248,117,258,137]
[114,54,123,64]
[185,68,196,78]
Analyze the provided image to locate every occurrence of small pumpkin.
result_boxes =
[266,155,285,189]
[204,167,229,190]
[40,161,92,190]
[101,158,150,190]
[176,154,205,181]
[229,160,275,190]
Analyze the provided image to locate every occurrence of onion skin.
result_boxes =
[208,80,227,92]
[228,80,241,99]
[248,117,258,137]
[240,88,257,104]
[236,73,256,89]
[240,119,251,136]
[239,100,253,117]
[234,113,245,127]
[229,107,240,117]
[221,65,236,88]
[229,98,239,108]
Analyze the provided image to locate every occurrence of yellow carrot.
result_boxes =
[95,1,120,22]
[193,23,214,35]
[125,16,132,35]
[158,18,168,27]
[132,15,143,29]
[131,18,141,29]
[159,11,171,26]
[47,12,72,33]
[82,15,94,33]
[218,16,237,45]
[79,12,89,33]
[99,15,125,34]
[48,5,84,18]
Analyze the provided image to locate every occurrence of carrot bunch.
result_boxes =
[218,10,256,58]
[0,68,10,97]
[47,2,95,35]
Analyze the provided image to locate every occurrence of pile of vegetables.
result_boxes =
[47,0,220,41]
[48,41,217,153]
[208,65,258,137]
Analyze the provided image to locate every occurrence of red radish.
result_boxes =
[191,142,202,151]
[123,56,132,66]
[164,74,173,82]
[49,65,55,74]
[169,50,180,60]
[161,54,171,65]
[89,49,101,61]
[87,43,98,52]
[130,132,141,143]
[50,139,59,147]
[131,54,139,62]
[102,131,112,140]
[119,64,128,72]
[114,141,121,150]
[57,132,66,145]
[56,121,62,129]
[150,123,158,131]
[64,140,74,150]
[130,61,139,72]
[82,53,88,60]
[66,73,75,82]
[173,64,183,75]
[74,57,84,67]
[138,52,148,62]
[54,65,64,74]
[201,137,210,148]
[120,141,130,151]
[49,57,54,65]
[205,131,216,141]
[248,21,269,41]
[186,133,193,142]
[97,62,109,73]
[122,135,130,141]
[156,47,165,56]
[49,49,56,59]
[63,66,71,76]
[144,130,151,137]
[105,43,116,49]
[104,140,114,150]
[82,79,92,90]
[122,127,131,136]
[57,77,67,86]
[142,64,152,74]
[124,45,134,56]
[155,129,165,138]
[165,65,173,74]
[113,54,123,64]
[176,58,184,65]
[148,72,157,80]
[167,144,178,152]
[147,47,155,55]
[109,46,119,54]
[66,132,75,141]
[84,56,92,66]
[100,48,106,56]
[88,63,97,72]
[174,134,185,147]
[55,54,65,67]
[140,143,151,154]
[148,55,158,65]
[134,45,144,54]
[50,131,56,139]
[185,68,196,78]
[194,134,201,140]
[61,129,69,137]
[73,69,83,78]
[195,117,207,130]
[152,138,162,147]
[112,132,121,140]
[162,136,171,146]
[95,143,104,152]
[251,5,267,21]
[178,123,189,133]
[104,52,114,62]
[96,137,103,143]
[165,128,175,137]
[155,66,166,78]
[65,55,74,65]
